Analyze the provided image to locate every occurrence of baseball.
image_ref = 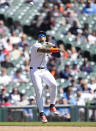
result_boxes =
[30,2,34,6]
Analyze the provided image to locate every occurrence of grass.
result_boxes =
[0,122,96,127]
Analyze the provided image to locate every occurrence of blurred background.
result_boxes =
[0,0,96,122]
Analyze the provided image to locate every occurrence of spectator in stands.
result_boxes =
[0,35,10,52]
[76,90,85,106]
[0,20,8,35]
[58,87,64,99]
[42,2,51,12]
[58,98,70,119]
[48,17,56,29]
[65,12,74,25]
[56,2,64,15]
[9,88,21,105]
[6,39,13,52]
[75,29,87,45]
[70,61,80,75]
[60,64,72,80]
[2,46,10,56]
[22,44,30,62]
[0,48,5,62]
[58,43,69,59]
[65,11,80,26]
[18,34,29,47]
[71,79,82,93]
[47,59,56,71]
[1,54,14,68]
[79,80,94,103]
[16,93,29,106]
[0,87,7,104]
[63,86,76,105]
[82,0,96,15]
[47,59,58,79]
[10,31,21,45]
[0,33,8,49]
[40,12,56,31]
[77,77,83,87]
[10,21,23,34]
[47,35,56,45]
[51,4,61,17]
[0,68,11,85]
[82,23,89,38]
[50,65,58,79]
[68,21,79,35]
[81,80,90,93]
[0,0,10,8]
[29,96,36,105]
[80,57,93,73]
[23,96,36,121]
[69,47,78,61]
[10,44,22,60]
[1,97,12,106]
[88,77,96,93]
[88,30,96,44]
[64,3,75,17]
[12,68,28,83]
[76,90,85,121]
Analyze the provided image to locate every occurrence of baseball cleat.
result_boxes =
[40,115,48,123]
[50,106,59,115]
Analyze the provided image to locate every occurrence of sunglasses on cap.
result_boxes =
[38,34,46,38]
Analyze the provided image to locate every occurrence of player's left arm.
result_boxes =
[37,47,64,53]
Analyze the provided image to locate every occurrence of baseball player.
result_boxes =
[30,31,63,123]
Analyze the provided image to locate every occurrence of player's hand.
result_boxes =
[59,48,65,53]
[45,42,55,47]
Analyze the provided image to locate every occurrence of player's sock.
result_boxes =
[40,112,44,116]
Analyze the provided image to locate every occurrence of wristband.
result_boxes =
[49,48,59,53]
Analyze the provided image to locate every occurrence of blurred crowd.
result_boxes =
[0,0,96,121]
[31,0,96,32]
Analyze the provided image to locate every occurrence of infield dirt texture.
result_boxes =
[0,122,96,131]
[0,126,96,131]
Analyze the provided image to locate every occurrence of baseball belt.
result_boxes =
[30,67,45,69]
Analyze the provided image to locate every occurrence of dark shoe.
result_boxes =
[40,115,48,123]
[50,105,59,115]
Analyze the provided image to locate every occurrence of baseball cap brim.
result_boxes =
[37,31,46,37]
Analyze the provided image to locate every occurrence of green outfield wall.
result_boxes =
[0,105,96,122]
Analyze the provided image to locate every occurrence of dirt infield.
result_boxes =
[0,126,96,131]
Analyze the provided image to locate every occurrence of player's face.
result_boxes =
[40,36,46,42]
[38,34,46,42]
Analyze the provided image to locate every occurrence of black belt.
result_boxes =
[30,67,44,69]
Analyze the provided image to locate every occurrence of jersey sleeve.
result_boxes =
[33,44,42,53]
